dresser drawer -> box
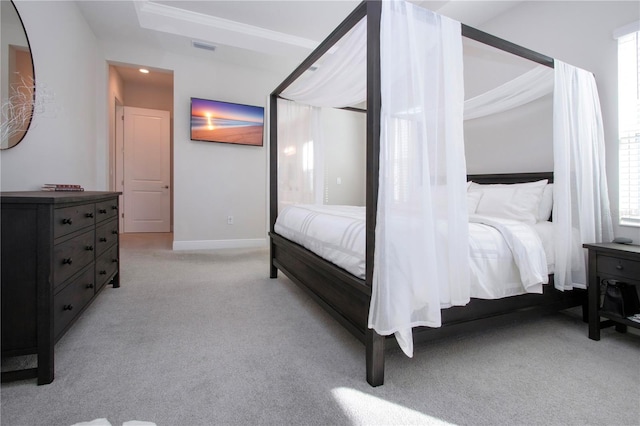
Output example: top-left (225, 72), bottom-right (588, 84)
top-left (95, 199), bottom-right (119, 223)
top-left (53, 229), bottom-right (95, 289)
top-left (53, 266), bottom-right (95, 340)
top-left (95, 219), bottom-right (118, 256)
top-left (95, 244), bottom-right (119, 291)
top-left (597, 255), bottom-right (640, 280)
top-left (54, 204), bottom-right (96, 238)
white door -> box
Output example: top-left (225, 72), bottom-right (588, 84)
top-left (123, 106), bottom-right (171, 233)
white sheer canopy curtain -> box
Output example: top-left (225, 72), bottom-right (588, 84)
top-left (553, 60), bottom-right (614, 290)
top-left (464, 66), bottom-right (554, 120)
top-left (280, 18), bottom-right (367, 108)
top-left (276, 99), bottom-right (324, 211)
top-left (368, 1), bottom-right (470, 358)
top-left (276, 18), bottom-right (368, 211)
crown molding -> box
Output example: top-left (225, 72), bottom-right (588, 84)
top-left (133, 0), bottom-right (319, 56)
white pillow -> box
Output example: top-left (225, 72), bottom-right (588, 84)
top-left (468, 179), bottom-right (548, 224)
top-left (467, 191), bottom-right (482, 214)
top-left (537, 183), bottom-right (553, 222)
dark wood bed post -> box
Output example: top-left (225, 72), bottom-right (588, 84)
top-left (360, 3), bottom-right (555, 387)
top-left (269, 93), bottom-right (279, 278)
top-left (365, 0), bottom-right (384, 388)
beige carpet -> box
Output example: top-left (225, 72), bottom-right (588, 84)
top-left (1, 238), bottom-right (639, 425)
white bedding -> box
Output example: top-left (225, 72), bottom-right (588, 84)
top-left (275, 204), bottom-right (367, 279)
top-left (274, 204), bottom-right (555, 300)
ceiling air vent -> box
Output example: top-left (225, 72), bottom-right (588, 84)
top-left (192, 40), bottom-right (217, 52)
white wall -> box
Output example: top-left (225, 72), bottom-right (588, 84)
top-left (99, 40), bottom-right (287, 249)
top-left (0, 1), bottom-right (290, 248)
top-left (6, 1), bottom-right (637, 245)
top-left (123, 80), bottom-right (173, 114)
top-left (1, 1), bottom-right (289, 249)
top-left (107, 65), bottom-right (125, 190)
top-left (462, 36), bottom-right (553, 174)
top-left (1, 0), bottom-right (360, 250)
top-left (464, 96), bottom-right (553, 174)
top-left (474, 1), bottom-right (640, 242)
top-left (322, 108), bottom-right (366, 206)
top-left (0, 1), bottom-right (100, 190)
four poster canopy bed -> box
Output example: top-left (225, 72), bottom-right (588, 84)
top-left (268, 0), bottom-right (613, 386)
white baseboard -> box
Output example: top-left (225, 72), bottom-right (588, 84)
top-left (172, 238), bottom-right (267, 251)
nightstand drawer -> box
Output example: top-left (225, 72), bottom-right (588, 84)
top-left (597, 255), bottom-right (640, 280)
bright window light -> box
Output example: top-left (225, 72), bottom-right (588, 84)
top-left (331, 387), bottom-right (456, 425)
top-left (302, 140), bottom-right (314, 172)
top-left (617, 25), bottom-right (640, 226)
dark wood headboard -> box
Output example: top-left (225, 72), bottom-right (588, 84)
top-left (467, 172), bottom-right (553, 185)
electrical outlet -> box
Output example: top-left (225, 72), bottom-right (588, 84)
top-left (227, 215), bottom-right (234, 225)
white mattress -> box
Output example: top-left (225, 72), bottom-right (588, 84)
top-left (274, 204), bottom-right (557, 300)
top-left (275, 204), bottom-right (367, 279)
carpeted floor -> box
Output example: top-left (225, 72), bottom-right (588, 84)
top-left (1, 237), bottom-right (639, 426)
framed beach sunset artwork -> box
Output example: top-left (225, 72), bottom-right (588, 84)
top-left (190, 98), bottom-right (264, 146)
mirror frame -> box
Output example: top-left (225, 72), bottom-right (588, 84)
top-left (1, 0), bottom-right (35, 150)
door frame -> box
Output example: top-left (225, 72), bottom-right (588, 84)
top-left (114, 98), bottom-right (125, 232)
top-left (108, 64), bottom-right (174, 235)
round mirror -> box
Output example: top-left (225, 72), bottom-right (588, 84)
top-left (1, 0), bottom-right (35, 149)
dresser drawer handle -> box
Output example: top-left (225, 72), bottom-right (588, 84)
top-left (111, 230), bottom-right (118, 235)
top-left (112, 258), bottom-right (118, 263)
top-left (86, 283), bottom-right (95, 289)
top-left (111, 205), bottom-right (118, 210)
top-left (62, 218), bottom-right (73, 225)
top-left (85, 212), bottom-right (94, 218)
top-left (63, 304), bottom-right (73, 311)
top-left (86, 245), bottom-right (94, 251)
top-left (99, 237), bottom-right (107, 243)
top-left (62, 258), bottom-right (73, 265)
top-left (616, 264), bottom-right (623, 270)
top-left (99, 270), bottom-right (107, 275)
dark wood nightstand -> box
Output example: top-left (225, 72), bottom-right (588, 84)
top-left (583, 243), bottom-right (640, 340)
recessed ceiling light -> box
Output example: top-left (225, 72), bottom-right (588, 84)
top-left (139, 68), bottom-right (150, 74)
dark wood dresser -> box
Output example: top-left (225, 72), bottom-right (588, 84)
top-left (1, 191), bottom-right (121, 384)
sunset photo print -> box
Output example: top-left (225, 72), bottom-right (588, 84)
top-left (190, 98), bottom-right (264, 146)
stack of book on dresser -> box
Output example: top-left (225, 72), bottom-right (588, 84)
top-left (41, 183), bottom-right (85, 192)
